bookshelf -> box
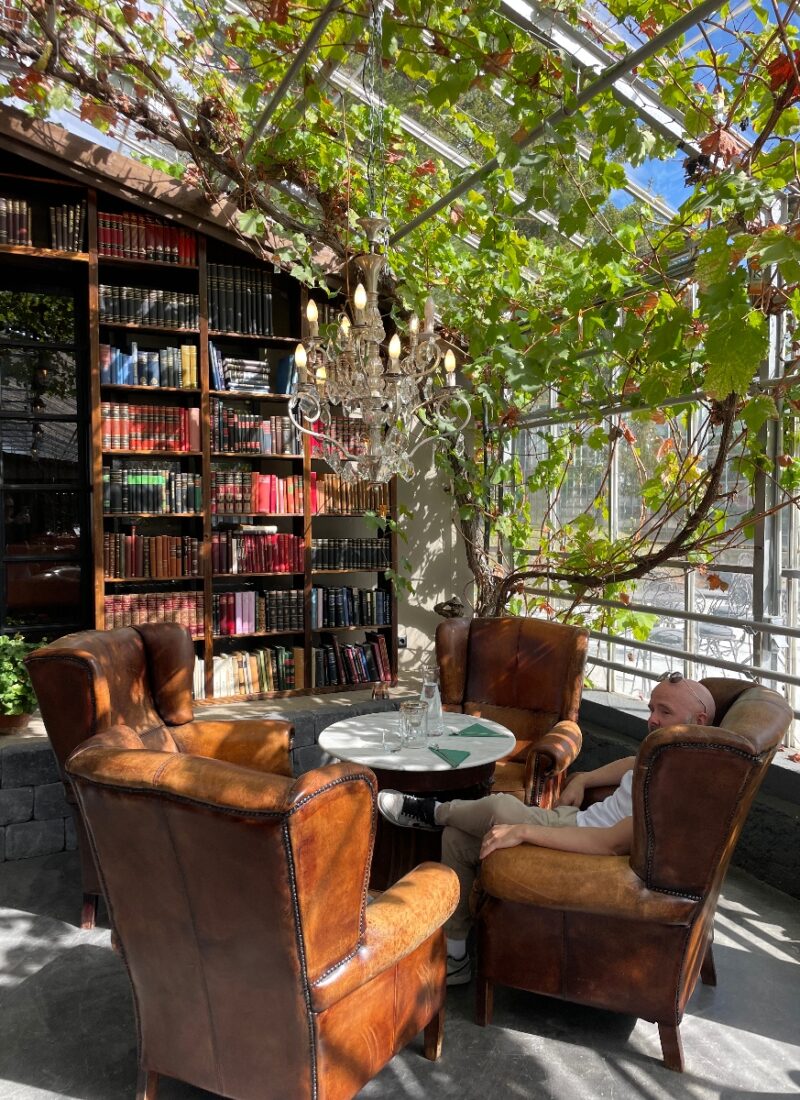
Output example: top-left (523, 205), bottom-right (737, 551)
top-left (0, 148), bottom-right (398, 700)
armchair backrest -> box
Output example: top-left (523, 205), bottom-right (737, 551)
top-left (630, 680), bottom-right (790, 900)
top-left (436, 617), bottom-right (588, 759)
top-left (25, 622), bottom-right (195, 783)
top-left (66, 728), bottom-right (376, 1100)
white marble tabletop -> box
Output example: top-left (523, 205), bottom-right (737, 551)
top-left (317, 711), bottom-right (516, 773)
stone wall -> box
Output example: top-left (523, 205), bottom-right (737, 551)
top-left (0, 741), bottom-right (76, 862)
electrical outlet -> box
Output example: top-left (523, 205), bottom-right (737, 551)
top-left (397, 634), bottom-right (407, 649)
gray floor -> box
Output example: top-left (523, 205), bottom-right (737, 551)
top-left (1, 853), bottom-right (799, 1100)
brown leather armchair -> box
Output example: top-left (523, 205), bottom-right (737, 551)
top-left (66, 727), bottom-right (459, 1100)
top-left (25, 622), bottom-right (293, 929)
top-left (436, 617), bottom-right (589, 805)
top-left (474, 678), bottom-right (792, 1072)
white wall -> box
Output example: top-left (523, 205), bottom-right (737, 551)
top-left (396, 450), bottom-right (472, 680)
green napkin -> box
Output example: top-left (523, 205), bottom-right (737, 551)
top-left (429, 745), bottom-right (470, 768)
top-left (449, 722), bottom-right (506, 738)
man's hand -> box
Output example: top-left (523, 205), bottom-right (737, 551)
top-left (480, 823), bottom-right (530, 859)
top-left (556, 773), bottom-right (586, 808)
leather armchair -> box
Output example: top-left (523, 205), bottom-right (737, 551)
top-left (66, 728), bottom-right (459, 1100)
top-left (436, 617), bottom-right (589, 804)
top-left (25, 622), bottom-right (293, 929)
top-left (474, 678), bottom-right (792, 1072)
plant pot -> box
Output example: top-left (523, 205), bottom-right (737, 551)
top-left (0, 712), bottom-right (31, 733)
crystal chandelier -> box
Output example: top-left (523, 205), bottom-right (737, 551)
top-left (288, 5), bottom-right (470, 484)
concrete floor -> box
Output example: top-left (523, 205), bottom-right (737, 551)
top-left (1, 852), bottom-right (799, 1100)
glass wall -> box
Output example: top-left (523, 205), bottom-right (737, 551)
top-left (0, 264), bottom-right (92, 636)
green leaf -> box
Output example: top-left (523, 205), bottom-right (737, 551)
top-left (705, 311), bottom-right (768, 398)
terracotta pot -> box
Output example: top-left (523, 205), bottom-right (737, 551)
top-left (0, 712), bottom-right (31, 733)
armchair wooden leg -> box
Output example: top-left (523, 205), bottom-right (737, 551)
top-left (80, 893), bottom-right (99, 930)
top-left (700, 941), bottom-right (717, 987)
top-left (658, 1024), bottom-right (685, 1072)
top-left (136, 1069), bottom-right (158, 1100)
top-left (423, 1008), bottom-right (444, 1061)
top-left (475, 975), bottom-right (493, 1027)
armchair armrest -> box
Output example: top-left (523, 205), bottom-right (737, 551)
top-left (309, 863), bottom-right (459, 1011)
top-left (523, 720), bottom-right (582, 807)
top-left (479, 845), bottom-right (697, 924)
top-left (171, 719), bottom-right (293, 777)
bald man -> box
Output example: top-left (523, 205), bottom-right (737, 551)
top-left (378, 673), bottom-right (716, 986)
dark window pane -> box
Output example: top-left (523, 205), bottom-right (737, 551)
top-left (0, 289), bottom-right (75, 345)
top-left (4, 560), bottom-right (82, 627)
top-left (0, 347), bottom-right (79, 414)
top-left (0, 420), bottom-right (80, 482)
top-left (4, 490), bottom-right (82, 554)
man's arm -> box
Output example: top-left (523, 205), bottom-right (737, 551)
top-left (556, 755), bottom-right (636, 807)
top-left (479, 817), bottom-right (633, 860)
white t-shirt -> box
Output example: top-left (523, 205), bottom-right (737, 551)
top-left (575, 769), bottom-right (633, 828)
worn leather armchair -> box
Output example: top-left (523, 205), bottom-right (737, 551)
top-left (474, 678), bottom-right (792, 1072)
top-left (66, 727), bottom-right (459, 1100)
top-left (25, 622), bottom-right (293, 929)
top-left (436, 617), bottom-right (589, 804)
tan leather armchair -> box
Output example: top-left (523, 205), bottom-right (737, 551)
top-left (66, 727), bottom-right (459, 1100)
top-left (436, 617), bottom-right (589, 804)
top-left (474, 678), bottom-right (792, 1072)
top-left (25, 622), bottom-right (293, 929)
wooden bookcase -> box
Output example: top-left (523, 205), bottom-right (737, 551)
top-left (0, 152), bottom-right (398, 700)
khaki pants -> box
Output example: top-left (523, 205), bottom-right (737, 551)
top-left (438, 794), bottom-right (580, 938)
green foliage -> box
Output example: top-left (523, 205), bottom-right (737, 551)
top-left (0, 635), bottom-right (41, 716)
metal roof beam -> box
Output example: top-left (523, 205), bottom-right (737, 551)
top-left (390, 0), bottom-right (726, 244)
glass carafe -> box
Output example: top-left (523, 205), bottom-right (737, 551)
top-left (420, 665), bottom-right (443, 737)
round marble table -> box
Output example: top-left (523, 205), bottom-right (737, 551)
top-left (319, 710), bottom-right (516, 888)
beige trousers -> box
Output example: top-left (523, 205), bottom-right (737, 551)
top-left (438, 794), bottom-right (580, 939)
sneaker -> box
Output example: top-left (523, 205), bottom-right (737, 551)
top-left (377, 790), bottom-right (440, 831)
top-left (446, 954), bottom-right (472, 986)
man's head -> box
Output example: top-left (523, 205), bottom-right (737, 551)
top-left (648, 673), bottom-right (716, 732)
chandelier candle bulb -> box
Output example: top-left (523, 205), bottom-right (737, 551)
top-left (306, 298), bottom-right (319, 337)
top-left (444, 348), bottom-right (457, 386)
top-left (409, 313), bottom-right (419, 335)
top-left (424, 296), bottom-right (435, 334)
top-left (388, 333), bottom-right (401, 362)
top-left (294, 342), bottom-right (308, 384)
top-left (353, 282), bottom-right (367, 322)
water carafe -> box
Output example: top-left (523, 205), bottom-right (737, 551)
top-left (420, 665), bottom-right (443, 737)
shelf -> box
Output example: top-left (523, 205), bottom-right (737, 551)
top-left (99, 321), bottom-right (199, 335)
top-left (214, 572), bottom-right (304, 578)
top-left (211, 389), bottom-right (293, 401)
top-left (211, 451), bottom-right (302, 460)
top-left (312, 568), bottom-right (387, 574)
top-left (200, 688), bottom-right (305, 703)
top-left (103, 512), bottom-right (201, 518)
top-left (209, 331), bottom-right (297, 343)
top-left (104, 575), bottom-right (201, 583)
top-left (212, 512), bottom-right (303, 518)
top-left (314, 512), bottom-right (384, 518)
top-left (0, 243), bottom-right (90, 262)
top-left (311, 624), bottom-right (391, 632)
top-left (101, 385), bottom-right (201, 395)
top-left (213, 629), bottom-right (304, 639)
top-left (102, 450), bottom-right (202, 457)
top-left (98, 254), bottom-right (198, 271)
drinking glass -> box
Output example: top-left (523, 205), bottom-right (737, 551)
top-left (382, 718), bottom-right (404, 753)
top-left (420, 665), bottom-right (443, 737)
top-left (400, 700), bottom-right (428, 746)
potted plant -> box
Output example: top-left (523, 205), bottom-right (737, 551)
top-left (0, 634), bottom-right (41, 731)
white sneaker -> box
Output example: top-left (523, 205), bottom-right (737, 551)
top-left (377, 790), bottom-right (440, 831)
top-left (446, 954), bottom-right (472, 986)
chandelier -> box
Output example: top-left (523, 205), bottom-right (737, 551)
top-left (288, 4), bottom-right (470, 484)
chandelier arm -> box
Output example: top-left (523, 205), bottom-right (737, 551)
top-left (403, 396), bottom-right (473, 461)
top-left (288, 397), bottom-right (374, 464)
